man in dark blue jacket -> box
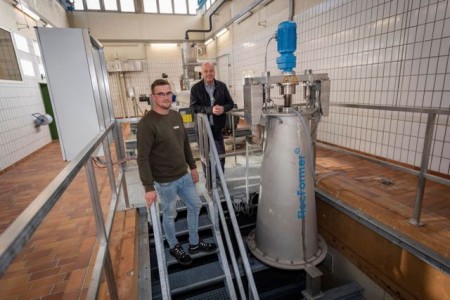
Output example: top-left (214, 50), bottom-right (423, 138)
top-left (190, 61), bottom-right (234, 176)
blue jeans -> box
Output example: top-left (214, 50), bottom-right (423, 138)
top-left (154, 173), bottom-right (201, 248)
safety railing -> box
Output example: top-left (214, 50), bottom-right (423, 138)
top-left (148, 203), bottom-right (171, 299)
top-left (320, 103), bottom-right (450, 226)
top-left (196, 113), bottom-right (260, 300)
top-left (0, 120), bottom-right (130, 299)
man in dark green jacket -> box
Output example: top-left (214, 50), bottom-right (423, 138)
top-left (137, 79), bottom-right (216, 266)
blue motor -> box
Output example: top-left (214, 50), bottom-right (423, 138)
top-left (276, 21), bottom-right (297, 73)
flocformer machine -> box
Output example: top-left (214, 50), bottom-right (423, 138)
top-left (244, 21), bottom-right (330, 272)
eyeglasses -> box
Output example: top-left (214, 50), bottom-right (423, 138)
top-left (154, 92), bottom-right (173, 97)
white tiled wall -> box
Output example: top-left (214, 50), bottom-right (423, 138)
top-left (226, 0), bottom-right (450, 175)
top-left (0, 33), bottom-right (52, 171)
top-left (15, 0), bottom-right (444, 175)
top-left (108, 47), bottom-right (184, 118)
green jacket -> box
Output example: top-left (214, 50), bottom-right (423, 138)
top-left (137, 110), bottom-right (196, 192)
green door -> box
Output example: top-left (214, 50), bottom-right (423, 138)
top-left (39, 83), bottom-right (59, 140)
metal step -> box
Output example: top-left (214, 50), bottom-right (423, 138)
top-left (165, 237), bottom-right (217, 266)
top-left (184, 287), bottom-right (231, 300)
top-left (169, 261), bottom-right (226, 294)
top-left (172, 213), bottom-right (213, 236)
top-left (152, 262), bottom-right (226, 297)
top-left (158, 196), bottom-right (208, 213)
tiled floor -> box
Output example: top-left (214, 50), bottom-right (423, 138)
top-left (0, 141), bottom-right (137, 299)
top-left (0, 139), bottom-right (449, 299)
top-left (315, 147), bottom-right (450, 262)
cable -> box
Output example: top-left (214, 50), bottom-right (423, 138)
top-left (290, 108), bottom-right (317, 184)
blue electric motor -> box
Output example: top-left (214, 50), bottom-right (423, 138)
top-left (276, 21), bottom-right (297, 73)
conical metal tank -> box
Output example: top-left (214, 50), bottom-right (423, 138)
top-left (247, 110), bottom-right (327, 270)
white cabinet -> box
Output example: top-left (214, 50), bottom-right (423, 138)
top-left (36, 28), bottom-right (114, 161)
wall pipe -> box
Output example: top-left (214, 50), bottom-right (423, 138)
top-left (288, 0), bottom-right (294, 21)
top-left (185, 0), bottom-right (229, 40)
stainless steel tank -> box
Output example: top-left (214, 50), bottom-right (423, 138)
top-left (247, 110), bottom-right (327, 270)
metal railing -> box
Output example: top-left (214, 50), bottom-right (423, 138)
top-left (197, 113), bottom-right (260, 300)
top-left (322, 103), bottom-right (450, 226)
top-left (148, 203), bottom-right (171, 299)
top-left (0, 120), bottom-right (130, 299)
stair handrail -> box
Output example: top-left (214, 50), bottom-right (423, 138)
top-left (205, 200), bottom-right (238, 299)
top-left (197, 113), bottom-right (260, 299)
top-left (148, 203), bottom-right (171, 300)
top-left (197, 117), bottom-right (239, 299)
top-left (0, 121), bottom-right (128, 299)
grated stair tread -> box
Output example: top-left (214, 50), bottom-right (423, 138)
top-left (158, 196), bottom-right (208, 213)
top-left (173, 213), bottom-right (212, 235)
top-left (165, 236), bottom-right (217, 266)
top-left (169, 261), bottom-right (225, 294)
top-left (184, 287), bottom-right (231, 300)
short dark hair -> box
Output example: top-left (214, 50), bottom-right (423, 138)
top-left (151, 79), bottom-right (170, 94)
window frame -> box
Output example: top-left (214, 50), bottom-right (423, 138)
top-left (0, 26), bottom-right (23, 82)
top-left (74, 0), bottom-right (197, 15)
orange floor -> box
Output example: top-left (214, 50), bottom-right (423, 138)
top-left (316, 147), bottom-right (450, 261)
top-left (0, 141), bottom-right (136, 299)
top-left (0, 140), bottom-right (448, 299)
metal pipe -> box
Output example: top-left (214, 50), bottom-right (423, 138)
top-left (288, 0), bottom-right (294, 21)
top-left (149, 203), bottom-right (171, 299)
top-left (85, 158), bottom-right (118, 299)
top-left (410, 112), bottom-right (436, 226)
top-left (185, 0), bottom-right (228, 40)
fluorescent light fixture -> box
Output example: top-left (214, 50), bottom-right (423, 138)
top-left (236, 11), bottom-right (252, 24)
top-left (215, 28), bottom-right (228, 38)
top-left (205, 38), bottom-right (214, 45)
top-left (150, 43), bottom-right (178, 49)
top-left (15, 3), bottom-right (40, 21)
top-left (45, 23), bottom-right (53, 28)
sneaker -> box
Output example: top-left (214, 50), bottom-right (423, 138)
top-left (188, 240), bottom-right (218, 254)
top-left (169, 244), bottom-right (192, 266)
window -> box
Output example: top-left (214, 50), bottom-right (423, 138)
top-left (33, 40), bottom-right (41, 57)
top-left (74, 1), bottom-right (84, 10)
top-left (86, 0), bottom-right (101, 10)
top-left (104, 0), bottom-right (118, 10)
top-left (174, 0), bottom-right (187, 14)
top-left (75, 0), bottom-right (197, 14)
top-left (0, 28), bottom-right (22, 81)
top-left (120, 0), bottom-right (135, 12)
top-left (143, 0), bottom-right (157, 13)
top-left (159, 0), bottom-right (173, 13)
top-left (188, 0), bottom-right (197, 14)
top-left (20, 59), bottom-right (35, 77)
top-left (13, 33), bottom-right (29, 53)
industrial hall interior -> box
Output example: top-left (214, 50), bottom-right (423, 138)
top-left (0, 0), bottom-right (449, 299)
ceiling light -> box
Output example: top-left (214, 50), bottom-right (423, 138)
top-left (215, 28), bottom-right (228, 38)
top-left (236, 11), bottom-right (252, 24)
top-left (205, 38), bottom-right (214, 45)
top-left (15, 3), bottom-right (40, 21)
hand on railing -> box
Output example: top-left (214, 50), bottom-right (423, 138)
top-left (191, 169), bottom-right (200, 183)
top-left (145, 190), bottom-right (157, 206)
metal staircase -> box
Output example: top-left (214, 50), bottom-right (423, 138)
top-left (149, 195), bottom-right (236, 299)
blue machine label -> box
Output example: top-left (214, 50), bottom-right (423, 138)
top-left (295, 147), bottom-right (306, 219)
